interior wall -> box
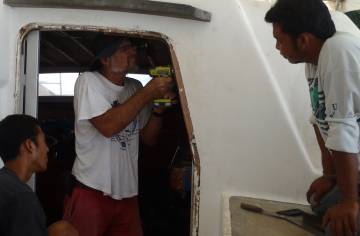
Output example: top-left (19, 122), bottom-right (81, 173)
top-left (0, 0), bottom-right (359, 235)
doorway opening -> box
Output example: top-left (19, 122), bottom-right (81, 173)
top-left (17, 26), bottom-right (200, 236)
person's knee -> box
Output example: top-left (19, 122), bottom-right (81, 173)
top-left (48, 220), bottom-right (78, 236)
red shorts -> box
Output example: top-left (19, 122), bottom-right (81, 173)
top-left (63, 186), bottom-right (143, 236)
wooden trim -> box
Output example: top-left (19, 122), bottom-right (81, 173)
top-left (5, 0), bottom-right (211, 22)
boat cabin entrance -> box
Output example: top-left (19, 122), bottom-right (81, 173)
top-left (18, 26), bottom-right (200, 236)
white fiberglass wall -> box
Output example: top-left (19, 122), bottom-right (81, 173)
top-left (0, 0), bottom-right (359, 235)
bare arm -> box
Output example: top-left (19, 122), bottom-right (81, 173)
top-left (310, 125), bottom-right (359, 235)
top-left (90, 88), bottom-right (153, 138)
top-left (332, 151), bottom-right (358, 202)
top-left (140, 114), bottom-right (163, 146)
top-left (90, 77), bottom-right (172, 138)
top-left (140, 92), bottom-right (176, 146)
top-left (323, 151), bottom-right (359, 236)
top-left (313, 125), bottom-right (358, 202)
top-left (307, 125), bottom-right (336, 203)
top-left (314, 125), bottom-right (335, 175)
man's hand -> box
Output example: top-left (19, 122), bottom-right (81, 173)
top-left (323, 200), bottom-right (359, 236)
top-left (307, 175), bottom-right (336, 205)
top-left (145, 77), bottom-right (173, 99)
top-left (48, 220), bottom-right (79, 236)
top-left (323, 150), bottom-right (359, 236)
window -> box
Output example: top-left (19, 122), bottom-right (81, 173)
top-left (127, 74), bottom-right (152, 86)
top-left (39, 73), bottom-right (152, 97)
top-left (39, 73), bottom-right (78, 96)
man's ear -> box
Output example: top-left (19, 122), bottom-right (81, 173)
top-left (297, 33), bottom-right (311, 51)
top-left (100, 57), bottom-right (109, 67)
top-left (23, 138), bottom-right (36, 154)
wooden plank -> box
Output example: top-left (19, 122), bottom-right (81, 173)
top-left (4, 0), bottom-right (212, 22)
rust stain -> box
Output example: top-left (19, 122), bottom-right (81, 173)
top-left (191, 148), bottom-right (201, 236)
top-left (169, 38), bottom-right (201, 236)
top-left (20, 23), bottom-right (173, 41)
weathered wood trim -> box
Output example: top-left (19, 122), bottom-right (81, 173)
top-left (4, 0), bottom-right (211, 22)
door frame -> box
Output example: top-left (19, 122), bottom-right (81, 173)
top-left (15, 23), bottom-right (201, 236)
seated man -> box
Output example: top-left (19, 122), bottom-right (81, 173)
top-left (0, 114), bottom-right (78, 236)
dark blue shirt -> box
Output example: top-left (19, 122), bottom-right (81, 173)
top-left (0, 167), bottom-right (47, 236)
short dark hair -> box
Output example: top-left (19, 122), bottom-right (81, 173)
top-left (265, 0), bottom-right (336, 40)
top-left (0, 114), bottom-right (40, 163)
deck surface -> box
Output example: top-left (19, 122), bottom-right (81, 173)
top-left (230, 196), bottom-right (323, 236)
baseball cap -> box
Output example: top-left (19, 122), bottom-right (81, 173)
top-left (90, 35), bottom-right (134, 71)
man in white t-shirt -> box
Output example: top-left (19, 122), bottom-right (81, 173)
top-left (63, 36), bottom-right (174, 236)
top-left (265, 0), bottom-right (360, 235)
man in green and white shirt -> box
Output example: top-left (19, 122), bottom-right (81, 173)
top-left (265, 0), bottom-right (360, 235)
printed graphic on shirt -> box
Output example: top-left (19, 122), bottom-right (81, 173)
top-left (329, 103), bottom-right (338, 118)
top-left (308, 78), bottom-right (329, 133)
top-left (110, 100), bottom-right (139, 150)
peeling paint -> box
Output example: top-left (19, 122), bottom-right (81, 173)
top-left (191, 141), bottom-right (201, 236)
top-left (170, 46), bottom-right (201, 236)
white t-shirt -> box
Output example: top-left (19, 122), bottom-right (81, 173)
top-left (72, 71), bottom-right (151, 200)
top-left (305, 32), bottom-right (360, 160)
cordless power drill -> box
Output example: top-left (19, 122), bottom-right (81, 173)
top-left (149, 65), bottom-right (175, 107)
